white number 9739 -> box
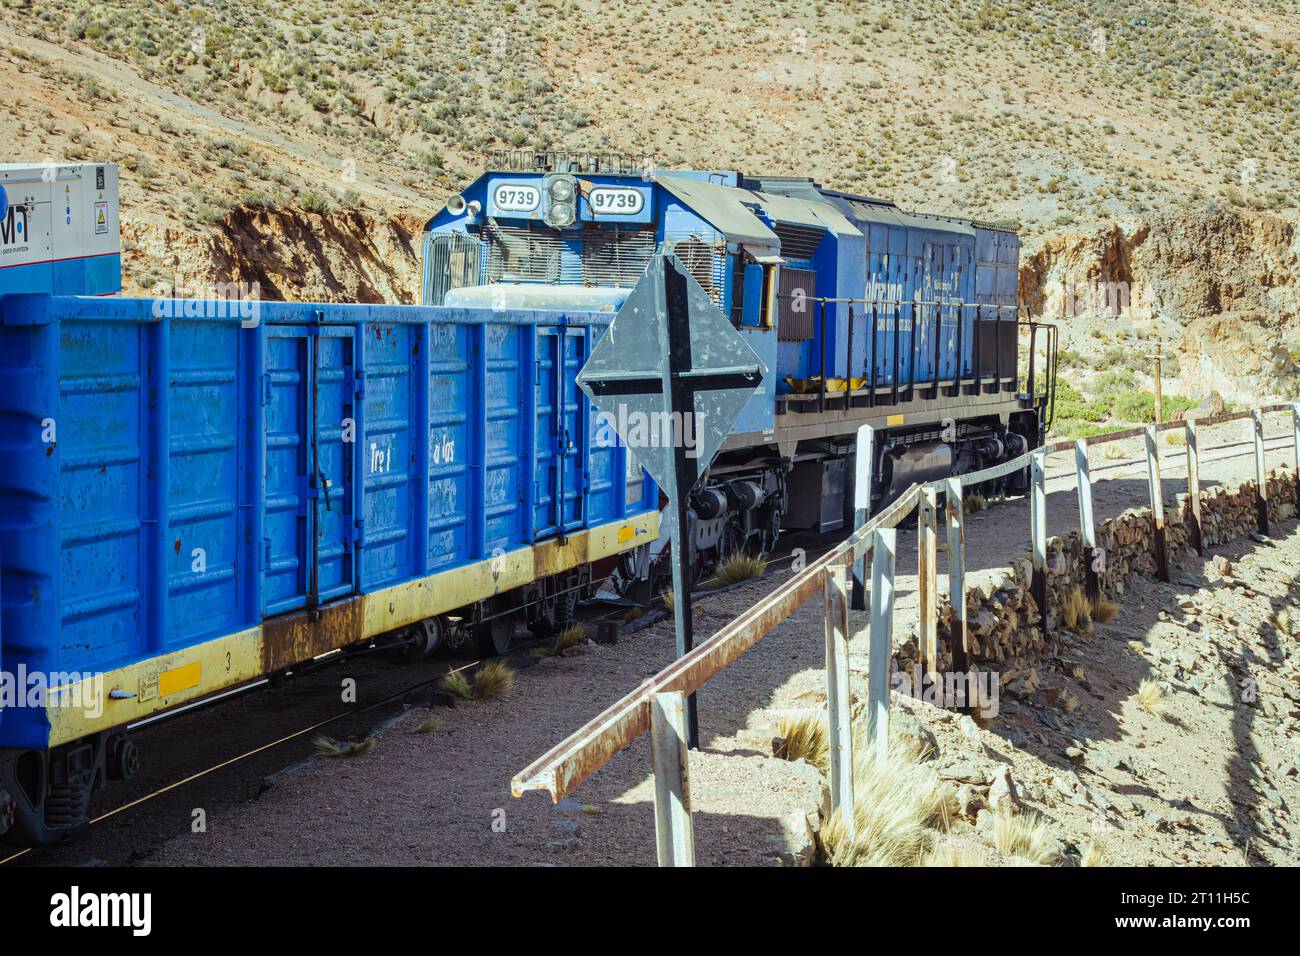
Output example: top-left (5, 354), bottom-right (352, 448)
top-left (588, 186), bottom-right (644, 216)
top-left (493, 184), bottom-right (540, 212)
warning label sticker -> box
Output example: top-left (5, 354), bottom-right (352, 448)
top-left (94, 201), bottom-right (107, 234)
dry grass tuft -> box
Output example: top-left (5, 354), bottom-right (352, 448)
top-left (1133, 678), bottom-right (1166, 717)
top-left (1101, 442), bottom-right (1129, 461)
top-left (923, 842), bottom-right (987, 867)
top-left (991, 809), bottom-right (1061, 865)
top-left (774, 711), bottom-right (828, 771)
top-left (711, 551), bottom-right (767, 586)
top-left (440, 669), bottom-right (473, 700)
top-left (1164, 429), bottom-right (1186, 446)
top-left (622, 605), bottom-right (645, 624)
top-left (471, 660), bottom-right (515, 700)
top-left (413, 712), bottom-right (442, 734)
top-left (1080, 838), bottom-right (1108, 867)
top-left (313, 734), bottom-right (376, 758)
top-left (1089, 593), bottom-right (1120, 624)
top-left (821, 731), bottom-right (958, 867)
top-left (551, 624), bottom-right (588, 655)
top-left (1272, 608), bottom-right (1291, 637)
top-left (965, 492), bottom-right (989, 513)
top-left (1062, 586), bottom-right (1093, 635)
top-left (661, 589), bottom-right (676, 615)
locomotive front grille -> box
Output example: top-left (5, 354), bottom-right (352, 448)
top-left (486, 221), bottom-right (565, 284)
top-left (581, 225), bottom-right (657, 287)
top-left (481, 221), bottom-right (657, 288)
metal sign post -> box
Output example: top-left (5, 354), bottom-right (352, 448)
top-left (577, 252), bottom-right (765, 747)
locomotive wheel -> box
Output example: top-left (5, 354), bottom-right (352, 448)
top-left (107, 735), bottom-right (140, 783)
top-left (476, 613), bottom-right (516, 656)
top-left (722, 521), bottom-right (749, 559)
top-left (763, 507), bottom-right (783, 554)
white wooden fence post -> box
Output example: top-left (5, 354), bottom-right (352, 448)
top-left (918, 485), bottom-right (939, 680)
top-left (867, 527), bottom-right (896, 767)
top-left (943, 477), bottom-right (969, 676)
top-left (823, 564), bottom-right (854, 834)
top-left (1030, 451), bottom-right (1049, 636)
top-left (650, 691), bottom-right (695, 867)
top-left (1075, 439), bottom-right (1100, 598)
top-left (851, 424), bottom-right (874, 611)
top-left (1254, 407), bottom-right (1269, 535)
top-left (1145, 425), bottom-right (1169, 581)
top-left (1186, 418), bottom-right (1203, 555)
top-left (1293, 404), bottom-right (1300, 509)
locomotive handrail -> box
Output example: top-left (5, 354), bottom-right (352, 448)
top-left (782, 294), bottom-right (1056, 417)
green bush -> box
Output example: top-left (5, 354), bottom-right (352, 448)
top-left (1091, 369), bottom-right (1136, 396)
top-left (1052, 417), bottom-right (1111, 440)
top-left (1110, 391), bottom-right (1197, 423)
top-left (1111, 392), bottom-right (1155, 422)
top-left (1055, 396), bottom-right (1106, 422)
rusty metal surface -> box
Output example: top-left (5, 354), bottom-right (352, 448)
top-left (261, 597), bottom-right (364, 673)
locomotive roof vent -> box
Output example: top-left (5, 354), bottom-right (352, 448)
top-left (488, 149), bottom-right (649, 175)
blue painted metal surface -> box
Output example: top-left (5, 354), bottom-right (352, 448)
top-left (0, 293), bottom-right (657, 750)
top-left (423, 167), bottom-right (1021, 433)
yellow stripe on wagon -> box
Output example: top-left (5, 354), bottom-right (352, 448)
top-left (44, 512), bottom-right (659, 748)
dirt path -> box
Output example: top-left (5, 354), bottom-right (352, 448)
top-left (0, 18), bottom-right (425, 212)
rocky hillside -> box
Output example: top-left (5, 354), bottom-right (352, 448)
top-left (2, 0), bottom-right (1297, 392)
top-left (1022, 205), bottom-right (1300, 402)
top-left (123, 207), bottom-right (424, 303)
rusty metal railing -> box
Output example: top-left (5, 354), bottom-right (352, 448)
top-left (511, 402), bottom-right (1300, 866)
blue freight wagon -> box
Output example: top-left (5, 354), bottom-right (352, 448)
top-left (0, 165), bottom-right (658, 844)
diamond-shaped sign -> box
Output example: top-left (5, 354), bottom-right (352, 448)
top-left (577, 252), bottom-right (766, 497)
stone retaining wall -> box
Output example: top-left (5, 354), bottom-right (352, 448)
top-left (895, 466), bottom-right (1298, 680)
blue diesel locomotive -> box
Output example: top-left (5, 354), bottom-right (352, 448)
top-left (424, 151), bottom-right (1057, 587)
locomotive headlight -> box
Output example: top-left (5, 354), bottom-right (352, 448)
top-left (542, 173), bottom-right (578, 229)
top-left (548, 178), bottom-right (575, 202)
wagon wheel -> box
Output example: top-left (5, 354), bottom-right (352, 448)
top-left (475, 613), bottom-right (516, 656)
